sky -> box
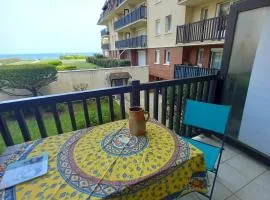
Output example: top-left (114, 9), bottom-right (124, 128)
top-left (0, 0), bottom-right (105, 54)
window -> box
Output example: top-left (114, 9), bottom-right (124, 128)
top-left (210, 48), bottom-right (223, 69)
top-left (155, 19), bottom-right (161, 35)
top-left (164, 49), bottom-right (170, 64)
top-left (200, 7), bottom-right (208, 20)
top-left (197, 48), bottom-right (204, 67)
top-left (216, 1), bottom-right (239, 17)
top-left (155, 49), bottom-right (160, 64)
top-left (165, 15), bottom-right (172, 33)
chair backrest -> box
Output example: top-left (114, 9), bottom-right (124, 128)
top-left (183, 100), bottom-right (231, 134)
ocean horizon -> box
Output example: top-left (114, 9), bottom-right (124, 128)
top-left (0, 52), bottom-right (95, 60)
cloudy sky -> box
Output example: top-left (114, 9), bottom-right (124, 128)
top-left (0, 0), bottom-right (105, 54)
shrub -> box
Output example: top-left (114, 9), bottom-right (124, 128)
top-left (41, 60), bottom-right (62, 66)
top-left (0, 64), bottom-right (57, 97)
top-left (86, 56), bottom-right (131, 68)
top-left (60, 55), bottom-right (86, 60)
top-left (56, 65), bottom-right (77, 71)
top-left (93, 53), bottom-right (104, 59)
top-left (73, 83), bottom-right (89, 91)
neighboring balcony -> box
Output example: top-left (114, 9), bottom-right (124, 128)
top-left (178, 0), bottom-right (209, 6)
top-left (115, 35), bottom-right (147, 49)
top-left (114, 6), bottom-right (147, 31)
top-left (101, 43), bottom-right (110, 50)
top-left (176, 15), bottom-right (228, 44)
top-left (101, 28), bottom-right (109, 37)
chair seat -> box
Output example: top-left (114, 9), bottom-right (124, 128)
top-left (185, 138), bottom-right (221, 171)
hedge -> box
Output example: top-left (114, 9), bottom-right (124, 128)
top-left (86, 56), bottom-right (131, 68)
top-left (0, 64), bottom-right (57, 96)
top-left (56, 65), bottom-right (77, 71)
top-left (60, 55), bottom-right (86, 60)
top-left (41, 60), bottom-right (62, 66)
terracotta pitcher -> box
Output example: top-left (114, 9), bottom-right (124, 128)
top-left (129, 107), bottom-right (150, 136)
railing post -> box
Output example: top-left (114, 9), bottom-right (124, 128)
top-left (200, 19), bottom-right (206, 42)
top-left (218, 16), bottom-right (222, 40)
top-left (131, 80), bottom-right (140, 107)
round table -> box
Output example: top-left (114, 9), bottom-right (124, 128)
top-left (2, 120), bottom-right (208, 200)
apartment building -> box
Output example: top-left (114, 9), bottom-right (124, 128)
top-left (176, 0), bottom-right (238, 71)
top-left (98, 0), bottom-right (239, 80)
top-left (147, 0), bottom-right (186, 81)
top-left (98, 0), bottom-right (148, 66)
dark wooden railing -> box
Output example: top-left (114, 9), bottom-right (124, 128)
top-left (115, 35), bottom-right (147, 49)
top-left (0, 75), bottom-right (218, 148)
top-left (101, 43), bottom-right (110, 50)
top-left (176, 15), bottom-right (228, 43)
top-left (175, 65), bottom-right (219, 79)
top-left (101, 28), bottom-right (109, 37)
top-left (114, 6), bottom-right (147, 30)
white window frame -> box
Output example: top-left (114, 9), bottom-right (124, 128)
top-left (165, 15), bottom-right (172, 33)
top-left (210, 48), bottom-right (223, 69)
top-left (155, 49), bottom-right (160, 64)
top-left (197, 48), bottom-right (204, 67)
top-left (164, 49), bottom-right (170, 65)
top-left (155, 19), bottom-right (161, 35)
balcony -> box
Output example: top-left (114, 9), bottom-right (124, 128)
top-left (114, 5), bottom-right (147, 31)
top-left (178, 0), bottom-right (210, 6)
top-left (101, 43), bottom-right (110, 50)
top-left (176, 16), bottom-right (228, 44)
top-left (115, 35), bottom-right (147, 49)
top-left (174, 64), bottom-right (219, 79)
top-left (101, 28), bottom-right (109, 37)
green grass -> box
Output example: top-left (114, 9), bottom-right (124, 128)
top-left (61, 59), bottom-right (99, 70)
top-left (0, 99), bottom-right (122, 154)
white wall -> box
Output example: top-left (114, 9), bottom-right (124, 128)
top-left (0, 66), bottom-right (149, 101)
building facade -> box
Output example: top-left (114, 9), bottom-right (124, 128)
top-left (98, 0), bottom-right (239, 80)
top-left (98, 0), bottom-right (148, 66)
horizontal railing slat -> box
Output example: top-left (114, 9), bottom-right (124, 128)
top-left (0, 85), bottom-right (132, 112)
top-left (139, 75), bottom-right (217, 91)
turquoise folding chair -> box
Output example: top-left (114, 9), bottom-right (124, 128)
top-left (183, 99), bottom-right (231, 200)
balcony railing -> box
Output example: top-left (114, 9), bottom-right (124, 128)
top-left (97, 0), bottom-right (126, 24)
top-left (101, 43), bottom-right (110, 50)
top-left (115, 35), bottom-right (147, 49)
top-left (114, 6), bottom-right (147, 30)
top-left (174, 65), bottom-right (219, 79)
top-left (0, 76), bottom-right (218, 148)
top-left (101, 28), bottom-right (109, 37)
top-left (176, 15), bottom-right (228, 44)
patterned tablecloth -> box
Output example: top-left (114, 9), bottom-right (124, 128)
top-left (0, 120), bottom-right (208, 200)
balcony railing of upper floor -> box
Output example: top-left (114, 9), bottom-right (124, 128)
top-left (174, 64), bottom-right (219, 79)
top-left (114, 5), bottom-right (147, 31)
top-left (176, 15), bottom-right (228, 44)
top-left (115, 35), bottom-right (147, 49)
top-left (102, 43), bottom-right (110, 50)
top-left (101, 28), bottom-right (110, 37)
top-left (0, 75), bottom-right (218, 148)
top-left (98, 0), bottom-right (126, 24)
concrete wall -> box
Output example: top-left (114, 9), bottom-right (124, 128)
top-left (147, 0), bottom-right (186, 48)
top-left (0, 66), bottom-right (149, 101)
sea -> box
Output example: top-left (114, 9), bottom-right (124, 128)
top-left (0, 52), bottom-right (94, 60)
